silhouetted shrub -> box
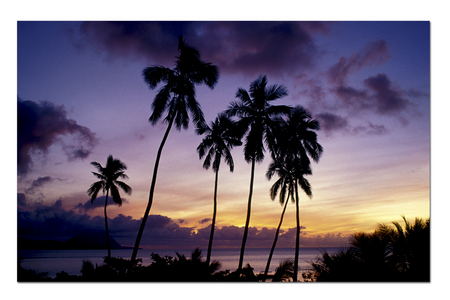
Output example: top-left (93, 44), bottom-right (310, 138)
top-left (310, 217), bottom-right (430, 282)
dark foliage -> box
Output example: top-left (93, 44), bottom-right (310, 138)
top-left (309, 217), bottom-right (430, 282)
top-left (17, 248), bottom-right (263, 282)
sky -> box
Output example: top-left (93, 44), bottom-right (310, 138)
top-left (16, 20), bottom-right (431, 252)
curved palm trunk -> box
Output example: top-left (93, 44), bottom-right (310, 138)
top-left (294, 192), bottom-right (300, 282)
top-left (104, 190), bottom-right (111, 259)
top-left (206, 169), bottom-right (219, 266)
top-left (131, 116), bottom-right (174, 262)
top-left (263, 195), bottom-right (290, 281)
top-left (238, 157), bottom-right (256, 272)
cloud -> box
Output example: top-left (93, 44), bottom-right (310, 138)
top-left (198, 218), bottom-right (211, 224)
top-left (17, 97), bottom-right (98, 176)
top-left (332, 73), bottom-right (412, 117)
top-left (327, 39), bottom-right (391, 84)
top-left (316, 112), bottom-right (349, 134)
top-left (75, 196), bottom-right (130, 212)
top-left (363, 73), bottom-right (411, 115)
top-left (25, 176), bottom-right (54, 194)
top-left (352, 123), bottom-right (388, 136)
top-left (74, 21), bottom-right (331, 77)
top-left (18, 196), bottom-right (350, 249)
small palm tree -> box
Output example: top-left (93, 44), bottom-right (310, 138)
top-left (87, 155), bottom-right (132, 258)
top-left (272, 259), bottom-right (295, 282)
top-left (131, 36), bottom-right (219, 262)
top-left (226, 75), bottom-right (291, 272)
top-left (197, 113), bottom-right (242, 266)
top-left (277, 106), bottom-right (323, 281)
top-left (263, 156), bottom-right (311, 281)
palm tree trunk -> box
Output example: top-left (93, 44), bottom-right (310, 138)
top-left (294, 191), bottom-right (300, 282)
top-left (238, 157), bottom-right (256, 271)
top-left (104, 190), bottom-right (111, 259)
top-left (131, 116), bottom-right (174, 262)
top-left (263, 195), bottom-right (289, 281)
top-left (206, 169), bottom-right (219, 266)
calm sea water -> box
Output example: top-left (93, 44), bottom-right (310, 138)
top-left (18, 247), bottom-right (339, 278)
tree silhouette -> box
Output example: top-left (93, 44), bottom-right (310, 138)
top-left (87, 155), bottom-right (132, 258)
top-left (276, 106), bottom-right (323, 281)
top-left (263, 156), bottom-right (311, 281)
top-left (311, 217), bottom-right (430, 282)
top-left (197, 113), bottom-right (242, 266)
top-left (131, 36), bottom-right (219, 262)
top-left (226, 75), bottom-right (290, 272)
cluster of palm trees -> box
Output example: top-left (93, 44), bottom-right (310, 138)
top-left (87, 36), bottom-right (323, 281)
top-left (307, 217), bottom-right (430, 282)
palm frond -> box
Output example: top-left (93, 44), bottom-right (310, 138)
top-left (87, 181), bottom-right (104, 203)
top-left (115, 180), bottom-right (132, 195)
top-left (142, 66), bottom-right (173, 89)
top-left (109, 184), bottom-right (123, 206)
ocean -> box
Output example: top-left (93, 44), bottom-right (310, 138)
top-left (18, 247), bottom-right (339, 279)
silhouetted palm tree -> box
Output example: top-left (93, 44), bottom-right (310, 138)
top-left (272, 259), bottom-right (295, 282)
top-left (277, 106), bottom-right (323, 281)
top-left (131, 36), bottom-right (219, 262)
top-left (263, 156), bottom-right (311, 281)
top-left (311, 217), bottom-right (430, 282)
top-left (226, 75), bottom-right (290, 271)
top-left (197, 113), bottom-right (242, 266)
top-left (87, 155), bottom-right (132, 259)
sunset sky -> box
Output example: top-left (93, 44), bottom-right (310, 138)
top-left (17, 20), bottom-right (430, 251)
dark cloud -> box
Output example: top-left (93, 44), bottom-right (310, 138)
top-left (363, 73), bottom-right (411, 115)
top-left (332, 73), bottom-right (412, 117)
top-left (198, 218), bottom-right (211, 224)
top-left (74, 21), bottom-right (331, 77)
top-left (315, 112), bottom-right (388, 137)
top-left (17, 97), bottom-right (98, 176)
top-left (352, 123), bottom-right (388, 136)
top-left (327, 39), bottom-right (391, 84)
top-left (18, 193), bottom-right (27, 208)
top-left (316, 112), bottom-right (349, 133)
top-left (25, 176), bottom-right (54, 194)
top-left (18, 196), bottom-right (348, 248)
top-left (75, 196), bottom-right (130, 212)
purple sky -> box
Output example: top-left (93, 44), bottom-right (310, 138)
top-left (16, 20), bottom-right (431, 253)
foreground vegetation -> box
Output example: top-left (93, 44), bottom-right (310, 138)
top-left (18, 217), bottom-right (430, 282)
top-left (303, 217), bottom-right (430, 282)
top-left (18, 248), bottom-right (288, 282)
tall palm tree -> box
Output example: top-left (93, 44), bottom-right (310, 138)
top-left (263, 156), bottom-right (311, 281)
top-left (87, 155), bottom-right (132, 259)
top-left (196, 113), bottom-right (242, 266)
top-left (226, 75), bottom-right (291, 271)
top-left (131, 36), bottom-right (219, 262)
top-left (279, 106), bottom-right (323, 281)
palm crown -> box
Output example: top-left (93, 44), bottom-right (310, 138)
top-left (197, 113), bottom-right (243, 172)
top-left (226, 75), bottom-right (291, 162)
top-left (87, 155), bottom-right (132, 205)
top-left (267, 156), bottom-right (312, 205)
top-left (143, 36), bottom-right (219, 130)
top-left (274, 106), bottom-right (323, 164)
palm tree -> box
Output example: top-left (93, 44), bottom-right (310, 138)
top-left (197, 113), bottom-right (242, 266)
top-left (278, 106), bottom-right (323, 281)
top-left (131, 36), bottom-right (219, 262)
top-left (263, 156), bottom-right (312, 281)
top-left (87, 155), bottom-right (132, 259)
top-left (226, 75), bottom-right (291, 271)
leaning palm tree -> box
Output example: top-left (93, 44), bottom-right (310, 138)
top-left (87, 155), bottom-right (132, 259)
top-left (196, 113), bottom-right (242, 266)
top-left (226, 75), bottom-right (291, 272)
top-left (131, 36), bottom-right (219, 262)
top-left (263, 156), bottom-right (312, 281)
top-left (279, 106), bottom-right (323, 281)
